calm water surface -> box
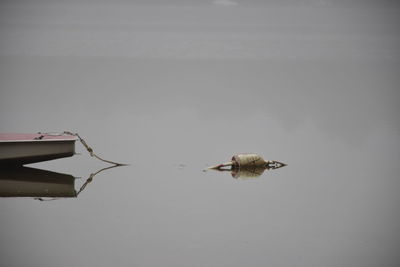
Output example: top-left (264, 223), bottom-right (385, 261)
top-left (0, 1), bottom-right (399, 267)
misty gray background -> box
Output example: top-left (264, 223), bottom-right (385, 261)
top-left (0, 0), bottom-right (399, 266)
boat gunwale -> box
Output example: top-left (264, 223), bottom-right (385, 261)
top-left (0, 138), bottom-right (77, 143)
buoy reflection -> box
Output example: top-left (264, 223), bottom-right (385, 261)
top-left (209, 164), bottom-right (285, 179)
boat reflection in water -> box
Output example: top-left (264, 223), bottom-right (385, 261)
top-left (0, 165), bottom-right (118, 200)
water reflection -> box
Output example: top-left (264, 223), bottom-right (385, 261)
top-left (209, 164), bottom-right (285, 179)
top-left (0, 165), bottom-right (120, 200)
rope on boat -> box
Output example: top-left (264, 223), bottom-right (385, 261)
top-left (37, 131), bottom-right (127, 166)
top-left (63, 131), bottom-right (127, 166)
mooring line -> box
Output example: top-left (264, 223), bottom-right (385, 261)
top-left (63, 131), bottom-right (128, 166)
top-left (37, 131), bottom-right (127, 166)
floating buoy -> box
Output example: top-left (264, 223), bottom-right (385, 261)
top-left (208, 153), bottom-right (286, 170)
top-left (206, 153), bottom-right (286, 179)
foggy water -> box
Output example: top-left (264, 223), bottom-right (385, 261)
top-left (0, 1), bottom-right (399, 267)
